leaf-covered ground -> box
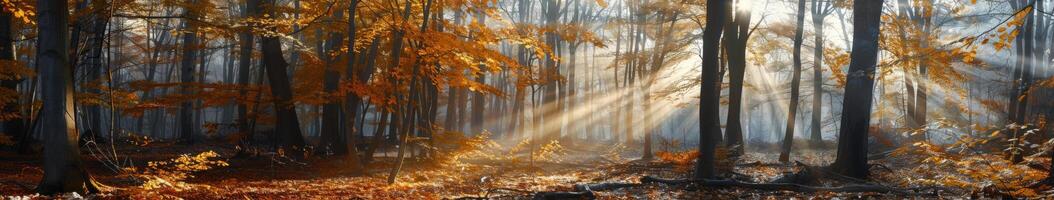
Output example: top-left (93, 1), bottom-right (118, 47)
top-left (2, 140), bottom-right (1053, 199)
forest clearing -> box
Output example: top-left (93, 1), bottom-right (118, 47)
top-left (4, 0), bottom-right (1054, 199)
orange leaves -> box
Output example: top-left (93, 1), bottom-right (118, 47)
top-left (824, 48), bottom-right (850, 88)
top-left (656, 150), bottom-right (699, 172)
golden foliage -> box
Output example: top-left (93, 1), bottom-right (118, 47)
top-left (656, 150), bottom-right (698, 172)
top-left (0, 0), bottom-right (34, 24)
top-left (125, 151), bottom-right (229, 191)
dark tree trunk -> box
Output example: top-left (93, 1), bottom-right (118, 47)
top-left (722, 0), bottom-right (751, 153)
top-left (260, 0), bottom-right (304, 150)
top-left (179, 0), bottom-right (200, 143)
top-left (780, 0), bottom-right (807, 163)
top-left (809, 0), bottom-right (831, 146)
top-left (1009, 0), bottom-right (1034, 163)
top-left (831, 0), bottom-right (884, 179)
top-left (320, 10), bottom-right (347, 155)
top-left (237, 0), bottom-right (259, 147)
top-left (36, 0), bottom-right (103, 194)
top-left (696, 0), bottom-right (727, 180)
top-left (343, 0), bottom-right (364, 174)
top-left (470, 9), bottom-right (486, 135)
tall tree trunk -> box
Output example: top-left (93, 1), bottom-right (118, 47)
top-left (81, 0), bottom-right (108, 142)
top-left (320, 10), bottom-right (346, 155)
top-left (36, 0), bottom-right (103, 194)
top-left (260, 0), bottom-right (304, 150)
top-left (179, 0), bottom-right (200, 143)
top-left (723, 0), bottom-right (750, 153)
top-left (237, 0), bottom-right (259, 147)
top-left (1010, 1), bottom-right (1034, 163)
top-left (780, 0), bottom-right (807, 163)
top-left (470, 8), bottom-right (486, 135)
top-left (832, 0), bottom-right (884, 179)
top-left (386, 0), bottom-right (424, 184)
top-left (343, 0), bottom-right (364, 174)
top-left (809, 0), bottom-right (829, 146)
top-left (695, 0), bottom-right (727, 180)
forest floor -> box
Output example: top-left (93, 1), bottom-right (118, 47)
top-left (1, 138), bottom-right (1052, 199)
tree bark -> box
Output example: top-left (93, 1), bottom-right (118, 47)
top-left (831, 0), bottom-right (884, 179)
top-left (723, 0), bottom-right (751, 153)
top-left (696, 0), bottom-right (727, 180)
top-left (809, 0), bottom-right (830, 146)
top-left (780, 0), bottom-right (807, 163)
top-left (260, 0), bottom-right (305, 150)
top-left (237, 0), bottom-right (259, 147)
top-left (35, 0), bottom-right (103, 194)
top-left (320, 10), bottom-right (346, 155)
top-left (179, 0), bottom-right (200, 143)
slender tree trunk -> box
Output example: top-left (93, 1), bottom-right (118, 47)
top-left (343, 0), bottom-right (364, 174)
top-left (780, 0), bottom-right (807, 163)
top-left (470, 9), bottom-right (486, 135)
top-left (320, 10), bottom-right (347, 155)
top-left (695, 0), bottom-right (727, 180)
top-left (388, 0), bottom-right (431, 184)
top-left (723, 0), bottom-right (750, 153)
top-left (1010, 1), bottom-right (1035, 163)
top-left (236, 0), bottom-right (259, 148)
top-left (809, 0), bottom-right (827, 146)
top-left (179, 0), bottom-right (200, 143)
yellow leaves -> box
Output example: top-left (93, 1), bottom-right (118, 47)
top-left (533, 140), bottom-right (569, 162)
top-left (0, 0), bottom-right (34, 25)
top-left (130, 150), bottom-right (229, 191)
top-left (824, 48), bottom-right (850, 88)
top-left (961, 50), bottom-right (976, 63)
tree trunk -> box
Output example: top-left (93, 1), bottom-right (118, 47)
top-left (35, 0), bottom-right (103, 194)
top-left (179, 0), bottom-right (200, 143)
top-left (343, 0), bottom-right (364, 174)
top-left (260, 0), bottom-right (304, 150)
top-left (237, 0), bottom-right (259, 146)
top-left (470, 9), bottom-right (486, 135)
top-left (831, 0), bottom-right (884, 179)
top-left (779, 0), bottom-right (807, 163)
top-left (696, 0), bottom-right (727, 180)
top-left (320, 10), bottom-right (347, 155)
top-left (388, 0), bottom-right (431, 184)
top-left (809, 0), bottom-right (828, 146)
top-left (723, 0), bottom-right (750, 153)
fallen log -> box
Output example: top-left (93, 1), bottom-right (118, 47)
top-left (532, 191), bottom-right (596, 200)
top-left (640, 176), bottom-right (912, 194)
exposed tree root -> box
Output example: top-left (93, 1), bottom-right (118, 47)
top-left (531, 190), bottom-right (595, 200)
top-left (573, 182), bottom-right (641, 192)
top-left (640, 176), bottom-right (912, 194)
top-left (867, 149), bottom-right (897, 160)
top-left (735, 161), bottom-right (789, 167)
